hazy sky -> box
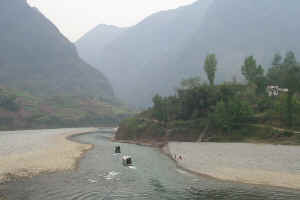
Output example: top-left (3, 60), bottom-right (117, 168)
top-left (27, 0), bottom-right (197, 42)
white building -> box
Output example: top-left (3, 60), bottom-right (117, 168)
top-left (267, 86), bottom-right (288, 97)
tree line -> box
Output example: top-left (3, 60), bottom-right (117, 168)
top-left (150, 51), bottom-right (300, 131)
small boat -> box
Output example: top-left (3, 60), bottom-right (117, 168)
top-left (115, 146), bottom-right (121, 154)
top-left (122, 155), bottom-right (133, 166)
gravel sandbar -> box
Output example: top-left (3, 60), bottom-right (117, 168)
top-left (0, 128), bottom-right (98, 183)
top-left (166, 142), bottom-right (300, 189)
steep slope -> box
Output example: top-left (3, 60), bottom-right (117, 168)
top-left (178, 0), bottom-right (300, 82)
top-left (0, 86), bottom-right (131, 130)
top-left (0, 0), bottom-right (114, 100)
top-left (76, 0), bottom-right (213, 107)
top-left (76, 25), bottom-right (126, 68)
top-left (77, 0), bottom-right (300, 107)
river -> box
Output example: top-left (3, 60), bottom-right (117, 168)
top-left (1, 128), bottom-right (300, 200)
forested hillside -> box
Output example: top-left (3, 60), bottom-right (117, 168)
top-left (0, 86), bottom-right (131, 130)
top-left (77, 0), bottom-right (300, 107)
top-left (0, 0), bottom-right (133, 129)
top-left (116, 52), bottom-right (300, 145)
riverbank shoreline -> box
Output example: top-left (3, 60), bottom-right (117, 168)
top-left (114, 138), bottom-right (300, 190)
top-left (165, 142), bottom-right (300, 190)
top-left (0, 128), bottom-right (99, 184)
top-left (160, 144), bottom-right (219, 180)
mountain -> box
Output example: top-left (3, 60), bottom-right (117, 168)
top-left (0, 86), bottom-right (131, 130)
top-left (177, 0), bottom-right (300, 82)
top-left (0, 0), bottom-right (114, 100)
top-left (76, 0), bottom-right (300, 107)
top-left (76, 0), bottom-right (213, 106)
top-left (76, 24), bottom-right (126, 69)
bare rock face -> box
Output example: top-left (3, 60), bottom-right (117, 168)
top-left (0, 0), bottom-right (114, 100)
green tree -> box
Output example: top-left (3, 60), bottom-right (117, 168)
top-left (283, 51), bottom-right (297, 66)
top-left (281, 52), bottom-right (300, 127)
top-left (212, 97), bottom-right (254, 131)
top-left (268, 53), bottom-right (282, 85)
top-left (241, 56), bottom-right (264, 84)
top-left (204, 54), bottom-right (217, 86)
top-left (255, 73), bottom-right (267, 96)
top-left (211, 100), bottom-right (230, 130)
top-left (180, 77), bottom-right (201, 89)
top-left (164, 96), bottom-right (181, 121)
top-left (272, 53), bottom-right (282, 66)
top-left (152, 94), bottom-right (165, 121)
top-left (178, 84), bottom-right (217, 120)
top-left (0, 93), bottom-right (20, 112)
top-left (267, 51), bottom-right (300, 127)
top-left (217, 83), bottom-right (242, 103)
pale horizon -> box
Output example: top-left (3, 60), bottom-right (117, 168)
top-left (27, 0), bottom-right (198, 42)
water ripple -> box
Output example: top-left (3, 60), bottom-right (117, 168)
top-left (2, 131), bottom-right (300, 200)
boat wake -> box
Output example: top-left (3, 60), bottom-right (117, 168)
top-left (128, 166), bottom-right (137, 170)
top-left (88, 179), bottom-right (97, 184)
top-left (104, 171), bottom-right (120, 180)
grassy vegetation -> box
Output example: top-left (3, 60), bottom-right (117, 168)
top-left (116, 118), bottom-right (165, 141)
top-left (209, 125), bottom-right (300, 145)
top-left (0, 86), bottom-right (132, 130)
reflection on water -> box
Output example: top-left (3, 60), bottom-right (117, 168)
top-left (1, 129), bottom-right (300, 200)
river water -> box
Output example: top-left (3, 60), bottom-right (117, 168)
top-left (2, 128), bottom-right (300, 200)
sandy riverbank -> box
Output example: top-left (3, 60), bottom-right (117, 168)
top-left (0, 128), bottom-right (98, 183)
top-left (165, 142), bottom-right (300, 190)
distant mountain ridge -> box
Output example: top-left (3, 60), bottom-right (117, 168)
top-left (76, 0), bottom-right (213, 106)
top-left (0, 0), bottom-right (114, 100)
top-left (177, 0), bottom-right (300, 81)
top-left (76, 24), bottom-right (126, 71)
top-left (76, 0), bottom-right (300, 107)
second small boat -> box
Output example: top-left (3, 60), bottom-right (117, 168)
top-left (122, 155), bottom-right (133, 166)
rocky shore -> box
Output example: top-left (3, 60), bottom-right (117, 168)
top-left (0, 128), bottom-right (98, 183)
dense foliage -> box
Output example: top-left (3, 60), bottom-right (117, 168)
top-left (267, 52), bottom-right (300, 127)
top-left (0, 89), bottom-right (20, 112)
top-left (116, 51), bottom-right (300, 145)
top-left (204, 54), bottom-right (217, 86)
top-left (0, 87), bottom-right (132, 130)
top-left (149, 51), bottom-right (300, 133)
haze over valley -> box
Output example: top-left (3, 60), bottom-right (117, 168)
top-left (0, 0), bottom-right (128, 129)
top-left (1, 1), bottom-right (300, 199)
top-left (76, 0), bottom-right (300, 107)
